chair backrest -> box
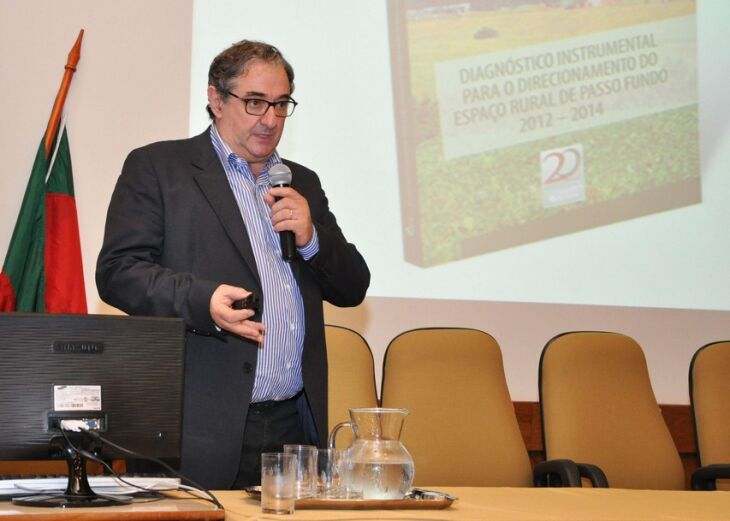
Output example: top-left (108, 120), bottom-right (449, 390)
top-left (539, 331), bottom-right (684, 490)
top-left (325, 325), bottom-right (378, 449)
top-left (690, 341), bottom-right (730, 467)
top-left (380, 328), bottom-right (533, 487)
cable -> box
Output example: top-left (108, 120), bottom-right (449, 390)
top-left (56, 423), bottom-right (222, 509)
top-left (58, 428), bottom-right (135, 505)
top-left (80, 430), bottom-right (223, 510)
top-left (61, 430), bottom-right (161, 494)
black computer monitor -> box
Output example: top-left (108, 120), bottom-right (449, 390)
top-left (0, 312), bottom-right (185, 507)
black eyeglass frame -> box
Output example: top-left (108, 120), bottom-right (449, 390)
top-left (224, 90), bottom-right (298, 118)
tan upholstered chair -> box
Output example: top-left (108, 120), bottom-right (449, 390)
top-left (325, 325), bottom-right (378, 449)
top-left (539, 331), bottom-right (685, 490)
top-left (689, 341), bottom-right (730, 490)
top-left (380, 328), bottom-right (534, 487)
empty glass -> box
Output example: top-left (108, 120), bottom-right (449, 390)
top-left (260, 452), bottom-right (296, 515)
top-left (283, 444), bottom-right (318, 499)
top-left (316, 448), bottom-right (344, 498)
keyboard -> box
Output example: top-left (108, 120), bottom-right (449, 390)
top-left (0, 475), bottom-right (181, 498)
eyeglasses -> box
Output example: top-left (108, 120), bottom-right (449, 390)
top-left (225, 91), bottom-right (298, 118)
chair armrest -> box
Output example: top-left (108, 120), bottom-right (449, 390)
top-left (534, 459), bottom-right (609, 488)
top-left (691, 464), bottom-right (730, 491)
top-left (575, 462), bottom-right (609, 488)
top-left (533, 459), bottom-right (581, 487)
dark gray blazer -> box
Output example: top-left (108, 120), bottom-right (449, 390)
top-left (96, 128), bottom-right (370, 489)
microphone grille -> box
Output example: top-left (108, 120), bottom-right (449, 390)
top-left (269, 163), bottom-right (292, 186)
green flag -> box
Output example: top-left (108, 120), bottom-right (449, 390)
top-left (0, 126), bottom-right (87, 313)
top-left (0, 139), bottom-right (48, 311)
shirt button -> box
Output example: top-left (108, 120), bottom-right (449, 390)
top-left (290, 323), bottom-right (295, 330)
top-left (286, 362), bottom-right (292, 369)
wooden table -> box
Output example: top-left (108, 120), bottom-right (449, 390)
top-left (221, 487), bottom-right (730, 520)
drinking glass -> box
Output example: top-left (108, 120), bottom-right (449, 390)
top-left (316, 448), bottom-right (344, 498)
top-left (283, 444), bottom-right (318, 499)
top-left (261, 452), bottom-right (296, 515)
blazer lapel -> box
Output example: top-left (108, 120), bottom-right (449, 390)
top-left (190, 130), bottom-right (261, 286)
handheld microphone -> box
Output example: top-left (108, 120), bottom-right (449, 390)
top-left (268, 163), bottom-right (296, 262)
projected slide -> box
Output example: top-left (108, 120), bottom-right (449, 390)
top-left (388, 0), bottom-right (699, 267)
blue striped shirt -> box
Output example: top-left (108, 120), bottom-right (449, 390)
top-left (210, 124), bottom-right (319, 402)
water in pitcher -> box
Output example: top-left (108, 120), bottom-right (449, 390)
top-left (348, 459), bottom-right (415, 500)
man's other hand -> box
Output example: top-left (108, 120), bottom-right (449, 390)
top-left (210, 284), bottom-right (265, 343)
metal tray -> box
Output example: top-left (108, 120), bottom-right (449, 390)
top-left (243, 486), bottom-right (456, 510)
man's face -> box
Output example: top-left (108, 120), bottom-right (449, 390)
top-left (208, 60), bottom-right (291, 175)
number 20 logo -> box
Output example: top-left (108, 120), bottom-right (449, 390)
top-left (542, 147), bottom-right (582, 184)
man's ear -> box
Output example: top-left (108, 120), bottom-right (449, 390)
top-left (207, 85), bottom-right (224, 118)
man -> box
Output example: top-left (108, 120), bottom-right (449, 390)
top-left (96, 40), bottom-right (370, 489)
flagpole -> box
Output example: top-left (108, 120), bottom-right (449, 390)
top-left (44, 29), bottom-right (84, 159)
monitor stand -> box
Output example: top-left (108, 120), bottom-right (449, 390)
top-left (12, 435), bottom-right (129, 508)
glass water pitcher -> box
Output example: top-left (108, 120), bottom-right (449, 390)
top-left (328, 407), bottom-right (414, 500)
